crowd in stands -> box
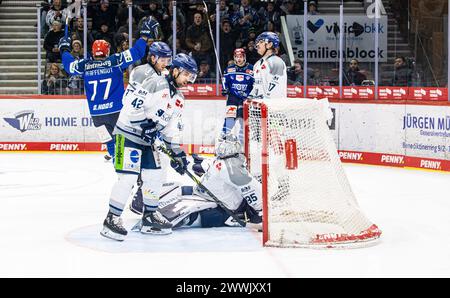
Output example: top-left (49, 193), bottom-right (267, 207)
top-left (38, 0), bottom-right (416, 95)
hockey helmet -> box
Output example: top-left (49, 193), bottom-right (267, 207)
top-left (171, 53), bottom-right (198, 83)
top-left (92, 39), bottom-right (110, 57)
top-left (255, 31), bottom-right (280, 49)
top-left (215, 132), bottom-right (241, 159)
top-left (149, 41), bottom-right (172, 64)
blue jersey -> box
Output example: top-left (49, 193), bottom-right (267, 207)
top-left (62, 38), bottom-right (147, 116)
top-left (222, 63), bottom-right (254, 101)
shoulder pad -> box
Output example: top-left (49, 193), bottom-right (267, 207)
top-left (142, 76), bottom-right (169, 93)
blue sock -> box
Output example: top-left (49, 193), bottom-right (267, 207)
top-left (106, 139), bottom-right (115, 157)
top-left (109, 204), bottom-right (123, 217)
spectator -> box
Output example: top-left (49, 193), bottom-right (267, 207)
top-left (218, 0), bottom-right (230, 20)
top-left (185, 12), bottom-right (213, 66)
top-left (392, 56), bottom-right (413, 86)
top-left (167, 19), bottom-right (186, 49)
top-left (44, 20), bottom-right (65, 62)
top-left (219, 19), bottom-right (239, 70)
top-left (308, 1), bottom-right (320, 15)
top-left (161, 1), bottom-right (186, 40)
top-left (42, 63), bottom-right (67, 95)
top-left (344, 59), bottom-right (367, 86)
top-left (92, 0), bottom-right (117, 33)
top-left (265, 20), bottom-right (280, 35)
top-left (287, 58), bottom-right (316, 86)
top-left (245, 27), bottom-right (256, 43)
top-left (280, 0), bottom-right (301, 16)
top-left (39, 1), bottom-right (52, 38)
top-left (116, 39), bottom-right (130, 84)
top-left (174, 37), bottom-right (189, 55)
top-left (245, 40), bottom-right (259, 65)
top-left (72, 17), bottom-right (94, 53)
top-left (230, 0), bottom-right (259, 37)
top-left (45, 0), bottom-right (67, 31)
top-left (146, 0), bottom-right (165, 23)
top-left (197, 60), bottom-right (215, 80)
top-left (258, 0), bottom-right (281, 32)
top-left (116, 0), bottom-right (141, 28)
top-left (115, 17), bottom-right (137, 46)
top-left (70, 39), bottom-right (84, 59)
top-left (119, 39), bottom-right (129, 52)
top-left (87, 0), bottom-right (100, 18)
top-left (94, 23), bottom-right (115, 52)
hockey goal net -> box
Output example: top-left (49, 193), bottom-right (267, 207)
top-left (243, 98), bottom-right (381, 248)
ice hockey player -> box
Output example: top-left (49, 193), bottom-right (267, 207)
top-left (100, 53), bottom-right (198, 241)
top-left (221, 48), bottom-right (254, 144)
top-left (126, 41), bottom-right (172, 88)
top-left (249, 31), bottom-right (287, 100)
top-left (57, 17), bottom-right (160, 161)
top-left (123, 41), bottom-right (173, 207)
top-left (131, 133), bottom-right (263, 231)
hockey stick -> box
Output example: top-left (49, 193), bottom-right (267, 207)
top-left (64, 15), bottom-right (69, 39)
top-left (157, 143), bottom-right (248, 228)
top-left (202, 1), bottom-right (223, 79)
top-left (64, 0), bottom-right (82, 39)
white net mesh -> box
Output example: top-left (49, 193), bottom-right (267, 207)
top-left (245, 98), bottom-right (381, 248)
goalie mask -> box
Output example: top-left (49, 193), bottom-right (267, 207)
top-left (215, 133), bottom-right (241, 159)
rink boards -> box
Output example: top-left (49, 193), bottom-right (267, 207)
top-left (0, 95), bottom-right (449, 172)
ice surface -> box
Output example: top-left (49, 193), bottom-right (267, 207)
top-left (0, 153), bottom-right (449, 277)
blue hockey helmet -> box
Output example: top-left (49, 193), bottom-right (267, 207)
top-left (149, 42), bottom-right (172, 58)
top-left (255, 31), bottom-right (280, 49)
top-left (149, 41), bottom-right (172, 65)
top-left (171, 53), bottom-right (198, 83)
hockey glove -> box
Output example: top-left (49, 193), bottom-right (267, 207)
top-left (221, 88), bottom-right (228, 96)
top-left (170, 150), bottom-right (188, 175)
top-left (139, 17), bottom-right (160, 40)
top-left (58, 36), bottom-right (72, 54)
top-left (246, 207), bottom-right (262, 224)
top-left (140, 119), bottom-right (158, 144)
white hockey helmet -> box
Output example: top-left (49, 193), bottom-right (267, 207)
top-left (215, 132), bottom-right (241, 159)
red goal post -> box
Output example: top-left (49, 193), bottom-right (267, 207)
top-left (243, 98), bottom-right (382, 248)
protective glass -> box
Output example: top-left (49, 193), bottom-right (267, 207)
top-left (157, 56), bottom-right (172, 65)
top-left (180, 69), bottom-right (197, 83)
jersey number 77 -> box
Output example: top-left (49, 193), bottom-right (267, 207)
top-left (88, 78), bottom-right (112, 101)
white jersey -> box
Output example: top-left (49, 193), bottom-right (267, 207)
top-left (250, 54), bottom-right (287, 99)
top-left (194, 155), bottom-right (262, 212)
top-left (130, 154), bottom-right (262, 230)
top-left (122, 64), bottom-right (164, 103)
top-left (115, 75), bottom-right (184, 148)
